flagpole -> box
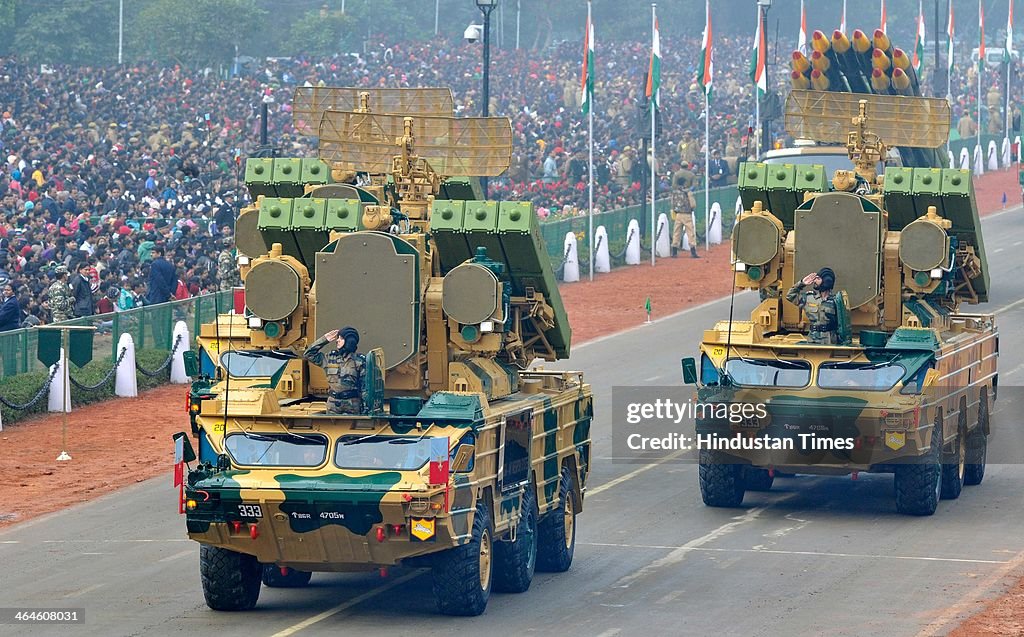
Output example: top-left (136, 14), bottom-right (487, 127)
top-left (704, 90), bottom-right (710, 253)
top-left (587, 0), bottom-right (594, 281)
top-left (979, 1), bottom-right (984, 141)
top-left (755, 3), bottom-right (761, 159)
top-left (650, 3), bottom-right (657, 267)
top-left (1007, 0), bottom-right (1013, 143)
top-left (946, 3), bottom-right (953, 100)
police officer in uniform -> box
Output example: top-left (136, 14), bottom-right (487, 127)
top-left (304, 326), bottom-right (366, 414)
top-left (47, 265), bottom-right (75, 323)
top-left (786, 267), bottom-right (838, 345)
top-left (670, 166), bottom-right (699, 258)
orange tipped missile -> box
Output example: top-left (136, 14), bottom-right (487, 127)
top-left (872, 29), bottom-right (891, 53)
top-left (810, 68), bottom-right (830, 91)
top-left (791, 70), bottom-right (810, 90)
top-left (791, 50), bottom-right (811, 74)
top-left (872, 48), bottom-right (891, 71)
top-left (832, 30), bottom-right (852, 54)
top-left (810, 50), bottom-right (832, 73)
top-left (870, 68), bottom-right (891, 92)
top-left (891, 67), bottom-right (912, 94)
top-left (811, 30), bottom-right (831, 54)
top-left (891, 47), bottom-right (911, 71)
top-left (852, 29), bottom-right (873, 54)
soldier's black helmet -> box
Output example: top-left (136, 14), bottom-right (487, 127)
top-left (338, 326), bottom-right (359, 353)
top-left (817, 267), bottom-right (835, 291)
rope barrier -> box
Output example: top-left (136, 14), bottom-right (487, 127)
top-left (136, 333), bottom-right (182, 378)
top-left (0, 363), bottom-right (59, 411)
top-left (69, 347), bottom-right (128, 392)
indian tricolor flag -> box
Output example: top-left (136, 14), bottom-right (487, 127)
top-left (581, 11), bottom-right (594, 115)
top-left (751, 9), bottom-right (767, 96)
top-left (946, 1), bottom-right (954, 78)
top-left (698, 0), bottom-right (713, 100)
top-left (646, 18), bottom-right (661, 109)
top-left (913, 0), bottom-right (925, 73)
top-left (798, 0), bottom-right (807, 53)
top-left (979, 1), bottom-right (985, 69)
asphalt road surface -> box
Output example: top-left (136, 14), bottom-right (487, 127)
top-left (3, 207), bottom-right (1024, 637)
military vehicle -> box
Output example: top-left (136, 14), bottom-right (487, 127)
top-left (681, 89), bottom-right (996, 516)
top-left (176, 87), bottom-right (592, 615)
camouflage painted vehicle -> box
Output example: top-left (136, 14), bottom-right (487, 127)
top-left (176, 88), bottom-right (592, 615)
top-left (682, 91), bottom-right (996, 516)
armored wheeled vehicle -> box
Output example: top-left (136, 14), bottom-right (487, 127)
top-left (682, 90), bottom-right (996, 516)
top-left (176, 87), bottom-right (592, 615)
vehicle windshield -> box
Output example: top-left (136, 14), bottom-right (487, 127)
top-left (225, 432), bottom-right (327, 466)
top-left (724, 358), bottom-right (811, 388)
top-left (220, 350), bottom-right (292, 379)
top-left (335, 435), bottom-right (436, 470)
top-left (817, 362), bottom-right (906, 391)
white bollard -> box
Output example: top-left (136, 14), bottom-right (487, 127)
top-left (1016, 136), bottom-right (1022, 164)
top-left (115, 333), bottom-right (138, 398)
top-left (48, 348), bottom-right (71, 413)
top-left (974, 144), bottom-right (985, 175)
top-left (708, 203), bottom-right (723, 245)
top-left (594, 226), bottom-right (611, 273)
top-left (1002, 137), bottom-right (1012, 167)
top-left (948, 150), bottom-right (955, 168)
top-left (988, 140), bottom-right (999, 172)
top-left (170, 321), bottom-right (191, 384)
top-left (625, 219), bottom-right (641, 265)
top-left (655, 213), bottom-right (671, 258)
top-left (959, 147), bottom-right (971, 170)
top-left (562, 232), bottom-right (580, 283)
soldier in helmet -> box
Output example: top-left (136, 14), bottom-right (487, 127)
top-left (217, 236), bottom-right (240, 290)
top-left (47, 265), bottom-right (75, 323)
top-left (303, 326), bottom-right (366, 415)
top-left (786, 267), bottom-right (838, 345)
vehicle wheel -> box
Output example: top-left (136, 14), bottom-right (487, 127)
top-left (200, 545), bottom-right (262, 611)
top-left (965, 392), bottom-right (989, 486)
top-left (699, 449), bottom-right (745, 507)
top-left (743, 466), bottom-right (775, 492)
top-left (940, 405), bottom-right (967, 500)
top-left (261, 565), bottom-right (312, 588)
top-left (894, 415), bottom-right (942, 516)
top-left (432, 502), bottom-right (493, 616)
top-left (536, 467), bottom-right (577, 573)
top-left (493, 488), bottom-right (538, 593)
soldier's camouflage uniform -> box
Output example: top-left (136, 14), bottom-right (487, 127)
top-left (670, 175), bottom-right (698, 257)
top-left (303, 335), bottom-right (367, 414)
top-left (48, 280), bottom-right (75, 323)
top-left (217, 248), bottom-right (240, 290)
top-left (786, 281), bottom-right (838, 345)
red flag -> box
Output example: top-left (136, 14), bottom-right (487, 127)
top-left (428, 437), bottom-right (450, 485)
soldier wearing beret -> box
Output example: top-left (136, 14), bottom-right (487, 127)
top-left (47, 264), bottom-right (75, 323)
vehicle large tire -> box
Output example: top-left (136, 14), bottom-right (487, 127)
top-left (493, 488), bottom-right (538, 593)
top-left (432, 502), bottom-right (493, 616)
top-left (536, 467), bottom-right (577, 573)
top-left (200, 545), bottom-right (262, 611)
top-left (262, 565), bottom-right (312, 588)
top-left (699, 449), bottom-right (745, 507)
top-left (743, 466), bottom-right (775, 492)
top-left (894, 416), bottom-right (942, 516)
top-left (965, 391), bottom-right (989, 486)
top-left (940, 404), bottom-right (967, 500)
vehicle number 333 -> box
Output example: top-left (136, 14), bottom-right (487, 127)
top-left (238, 504), bottom-right (263, 518)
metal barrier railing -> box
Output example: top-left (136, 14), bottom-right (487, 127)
top-left (0, 291), bottom-right (232, 378)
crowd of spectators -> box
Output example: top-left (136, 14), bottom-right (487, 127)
top-left (0, 31), bottom-right (1019, 330)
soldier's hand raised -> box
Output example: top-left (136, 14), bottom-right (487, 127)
top-left (801, 272), bottom-right (818, 286)
top-left (325, 329), bottom-right (339, 341)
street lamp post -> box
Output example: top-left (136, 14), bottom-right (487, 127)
top-left (757, 0), bottom-right (772, 155)
top-left (476, 0), bottom-right (497, 198)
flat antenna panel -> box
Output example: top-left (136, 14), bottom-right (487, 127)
top-left (291, 87), bottom-right (454, 136)
top-left (785, 90), bottom-right (951, 149)
top-left (318, 111), bottom-right (512, 177)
